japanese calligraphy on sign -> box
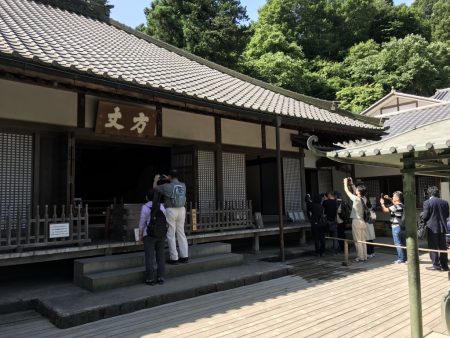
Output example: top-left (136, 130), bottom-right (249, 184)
top-left (95, 101), bottom-right (157, 138)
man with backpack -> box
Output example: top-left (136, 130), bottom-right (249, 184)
top-left (380, 191), bottom-right (406, 264)
top-left (154, 169), bottom-right (188, 265)
top-left (139, 189), bottom-right (166, 285)
top-left (336, 191), bottom-right (351, 252)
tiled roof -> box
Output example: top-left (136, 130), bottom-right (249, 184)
top-left (431, 88), bottom-right (450, 101)
top-left (336, 102), bottom-right (450, 148)
top-left (0, 0), bottom-right (380, 130)
top-left (381, 102), bottom-right (450, 138)
top-left (319, 118), bottom-right (450, 166)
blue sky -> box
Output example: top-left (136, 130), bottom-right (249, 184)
top-left (110, 0), bottom-right (414, 29)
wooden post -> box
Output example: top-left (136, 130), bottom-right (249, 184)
top-left (343, 239), bottom-right (349, 266)
top-left (85, 204), bottom-right (89, 239)
top-left (7, 208), bottom-right (12, 246)
top-left (36, 205), bottom-right (40, 243)
top-left (275, 116), bottom-right (285, 262)
top-left (26, 207), bottom-right (31, 245)
top-left (403, 154), bottom-right (423, 338)
top-left (44, 205), bottom-right (49, 243)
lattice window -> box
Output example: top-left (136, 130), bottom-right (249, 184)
top-left (318, 169), bottom-right (333, 195)
top-left (0, 133), bottom-right (33, 227)
top-left (417, 176), bottom-right (441, 207)
top-left (222, 152), bottom-right (246, 203)
top-left (283, 158), bottom-right (302, 212)
top-left (363, 179), bottom-right (381, 200)
top-left (197, 150), bottom-right (216, 211)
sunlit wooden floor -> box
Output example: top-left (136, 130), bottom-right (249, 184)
top-left (1, 251), bottom-right (449, 338)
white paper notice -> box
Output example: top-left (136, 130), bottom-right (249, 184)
top-left (49, 223), bottom-right (70, 238)
top-left (134, 228), bottom-right (140, 242)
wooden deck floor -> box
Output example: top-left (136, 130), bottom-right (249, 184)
top-left (1, 252), bottom-right (449, 338)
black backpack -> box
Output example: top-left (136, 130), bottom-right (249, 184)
top-left (146, 203), bottom-right (167, 239)
top-left (361, 198), bottom-right (372, 223)
top-left (338, 200), bottom-right (351, 221)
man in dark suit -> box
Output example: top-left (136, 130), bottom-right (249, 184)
top-left (422, 186), bottom-right (450, 271)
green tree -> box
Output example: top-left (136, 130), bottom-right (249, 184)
top-left (369, 3), bottom-right (430, 43)
top-left (336, 84), bottom-right (385, 113)
top-left (241, 24), bottom-right (314, 94)
top-left (430, 0), bottom-right (450, 42)
top-left (337, 34), bottom-right (450, 111)
top-left (140, 0), bottom-right (250, 69)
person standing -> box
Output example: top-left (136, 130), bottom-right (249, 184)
top-left (336, 191), bottom-right (350, 252)
top-left (422, 186), bottom-right (449, 271)
top-left (154, 169), bottom-right (189, 265)
top-left (323, 191), bottom-right (339, 254)
top-left (380, 191), bottom-right (406, 264)
top-left (310, 195), bottom-right (326, 257)
top-left (139, 190), bottom-right (166, 285)
top-left (343, 178), bottom-right (368, 262)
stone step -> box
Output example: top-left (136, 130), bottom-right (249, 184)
top-left (74, 242), bottom-right (231, 285)
top-left (82, 253), bottom-right (244, 291)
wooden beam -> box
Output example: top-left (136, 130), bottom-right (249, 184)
top-left (403, 164), bottom-right (450, 173)
top-left (401, 153), bottom-right (450, 162)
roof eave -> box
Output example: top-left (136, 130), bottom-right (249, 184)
top-left (0, 53), bottom-right (383, 136)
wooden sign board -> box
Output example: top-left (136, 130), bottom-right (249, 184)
top-left (95, 101), bottom-right (156, 138)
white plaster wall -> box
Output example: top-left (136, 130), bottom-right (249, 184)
top-left (162, 108), bottom-right (215, 142)
top-left (304, 150), bottom-right (317, 168)
top-left (221, 118), bottom-right (261, 148)
top-left (0, 79), bottom-right (77, 126)
top-left (265, 126), bottom-right (298, 152)
top-left (355, 164), bottom-right (401, 178)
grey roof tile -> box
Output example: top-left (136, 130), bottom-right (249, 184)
top-left (0, 0), bottom-right (380, 130)
top-left (432, 88), bottom-right (450, 101)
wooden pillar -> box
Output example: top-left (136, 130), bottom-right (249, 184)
top-left (77, 93), bottom-right (85, 128)
top-left (402, 154), bottom-right (423, 338)
top-left (156, 104), bottom-right (162, 137)
top-left (215, 117), bottom-right (223, 204)
top-left (275, 116), bottom-right (285, 262)
top-left (66, 132), bottom-right (76, 206)
top-left (33, 132), bottom-right (41, 210)
top-left (299, 144), bottom-right (306, 212)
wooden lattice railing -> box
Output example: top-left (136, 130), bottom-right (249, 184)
top-left (0, 205), bottom-right (90, 251)
top-left (185, 200), bottom-right (254, 233)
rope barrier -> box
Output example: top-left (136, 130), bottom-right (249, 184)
top-left (324, 236), bottom-right (450, 266)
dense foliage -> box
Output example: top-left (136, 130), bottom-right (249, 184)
top-left (138, 0), bottom-right (250, 69)
top-left (139, 0), bottom-right (450, 113)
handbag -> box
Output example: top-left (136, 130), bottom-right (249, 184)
top-left (417, 219), bottom-right (427, 240)
top-left (365, 222), bottom-right (376, 240)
